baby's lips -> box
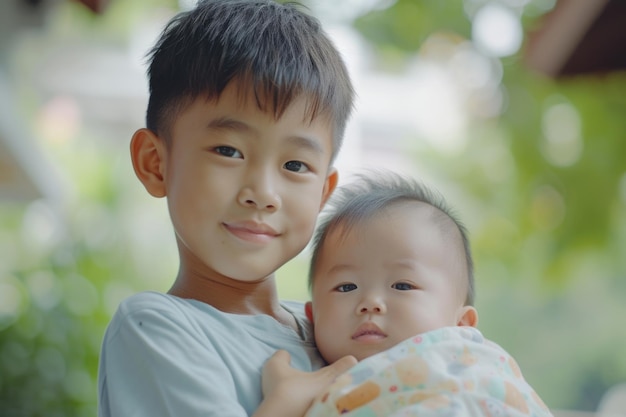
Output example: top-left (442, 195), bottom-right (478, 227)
top-left (351, 321), bottom-right (386, 339)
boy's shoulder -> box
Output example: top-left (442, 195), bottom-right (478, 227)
top-left (113, 290), bottom-right (187, 318)
top-left (115, 292), bottom-right (307, 316)
top-left (107, 291), bottom-right (226, 336)
top-left (103, 291), bottom-right (248, 350)
top-left (116, 290), bottom-right (169, 308)
top-left (109, 292), bottom-right (310, 334)
top-left (103, 293), bottom-right (317, 354)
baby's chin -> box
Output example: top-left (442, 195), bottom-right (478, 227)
top-left (341, 346), bottom-right (388, 363)
top-left (354, 348), bottom-right (385, 362)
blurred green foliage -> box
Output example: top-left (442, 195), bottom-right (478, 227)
top-left (1, 0), bottom-right (625, 415)
top-left (354, 0), bottom-right (470, 52)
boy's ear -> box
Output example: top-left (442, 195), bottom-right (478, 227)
top-left (456, 306), bottom-right (478, 328)
top-left (305, 301), bottom-right (314, 323)
top-left (130, 128), bottom-right (167, 198)
top-left (320, 168), bottom-right (338, 209)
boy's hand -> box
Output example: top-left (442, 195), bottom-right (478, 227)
top-left (256, 350), bottom-right (356, 417)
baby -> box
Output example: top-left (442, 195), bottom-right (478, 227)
top-left (262, 171), bottom-right (554, 417)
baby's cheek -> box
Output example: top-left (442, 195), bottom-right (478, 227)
top-left (316, 327), bottom-right (341, 364)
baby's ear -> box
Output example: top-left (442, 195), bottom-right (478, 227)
top-left (305, 301), bottom-right (314, 323)
top-left (456, 306), bottom-right (478, 328)
top-left (130, 128), bottom-right (167, 198)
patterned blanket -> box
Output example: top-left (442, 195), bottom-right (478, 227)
top-left (306, 327), bottom-right (552, 417)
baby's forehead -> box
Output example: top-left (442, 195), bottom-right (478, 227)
top-left (334, 200), bottom-right (459, 240)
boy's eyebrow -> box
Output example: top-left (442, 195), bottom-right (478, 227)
top-left (207, 117), bottom-right (250, 132)
top-left (207, 117), bottom-right (325, 155)
top-left (286, 135), bottom-right (325, 155)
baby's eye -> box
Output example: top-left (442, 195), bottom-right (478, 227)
top-left (284, 161), bottom-right (309, 173)
top-left (335, 283), bottom-right (357, 293)
top-left (392, 282), bottom-right (416, 291)
top-left (214, 146), bottom-right (242, 158)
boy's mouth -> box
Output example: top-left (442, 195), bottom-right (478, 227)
top-left (223, 221), bottom-right (279, 243)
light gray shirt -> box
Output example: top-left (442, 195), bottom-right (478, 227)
top-left (98, 291), bottom-right (324, 417)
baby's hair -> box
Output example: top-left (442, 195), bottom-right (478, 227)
top-left (144, 0), bottom-right (354, 160)
top-left (308, 170), bottom-right (475, 306)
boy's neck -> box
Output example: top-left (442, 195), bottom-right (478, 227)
top-left (167, 270), bottom-right (298, 331)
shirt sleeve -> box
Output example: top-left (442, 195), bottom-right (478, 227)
top-left (98, 304), bottom-right (247, 417)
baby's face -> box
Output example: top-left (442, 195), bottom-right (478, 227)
top-left (309, 201), bottom-right (473, 363)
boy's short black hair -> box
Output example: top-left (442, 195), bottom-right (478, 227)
top-left (145, 0), bottom-right (354, 160)
top-left (308, 170), bottom-right (475, 306)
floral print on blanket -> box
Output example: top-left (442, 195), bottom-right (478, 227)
top-left (305, 327), bottom-right (553, 417)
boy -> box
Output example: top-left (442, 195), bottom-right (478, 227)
top-left (97, 1), bottom-right (357, 416)
top-left (260, 171), bottom-right (553, 417)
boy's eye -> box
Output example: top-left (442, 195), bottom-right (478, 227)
top-left (335, 283), bottom-right (357, 293)
top-left (214, 146), bottom-right (242, 158)
top-left (284, 160), bottom-right (309, 173)
top-left (392, 282), bottom-right (416, 291)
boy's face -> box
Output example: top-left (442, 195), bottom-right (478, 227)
top-left (308, 201), bottom-right (476, 363)
top-left (156, 81), bottom-right (336, 282)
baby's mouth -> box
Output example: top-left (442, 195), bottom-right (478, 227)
top-left (352, 322), bottom-right (387, 342)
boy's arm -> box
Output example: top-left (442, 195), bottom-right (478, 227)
top-left (253, 350), bottom-right (357, 417)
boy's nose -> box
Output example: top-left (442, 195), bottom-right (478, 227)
top-left (237, 173), bottom-right (281, 211)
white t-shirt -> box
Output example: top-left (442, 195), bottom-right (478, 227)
top-left (98, 291), bottom-right (324, 417)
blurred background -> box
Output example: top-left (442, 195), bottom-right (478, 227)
top-left (1, 0), bottom-right (625, 415)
